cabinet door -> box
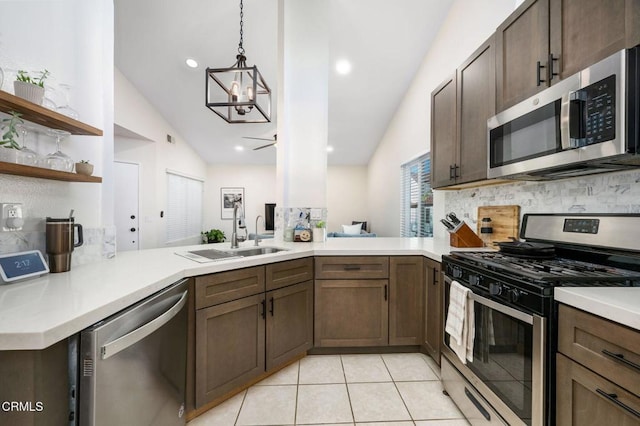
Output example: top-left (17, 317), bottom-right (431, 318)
top-left (195, 293), bottom-right (265, 408)
top-left (556, 353), bottom-right (640, 425)
top-left (423, 259), bottom-right (442, 364)
top-left (549, 0), bottom-right (640, 80)
top-left (314, 279), bottom-right (389, 347)
top-left (456, 36), bottom-right (495, 185)
top-left (389, 256), bottom-right (423, 346)
top-left (266, 257), bottom-right (313, 291)
top-left (430, 74), bottom-right (457, 189)
top-left (266, 281), bottom-right (314, 370)
top-left (496, 0), bottom-right (549, 111)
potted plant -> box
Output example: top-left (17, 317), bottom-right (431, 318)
top-left (202, 229), bottom-right (225, 243)
top-left (75, 160), bottom-right (94, 176)
top-left (0, 111), bottom-right (24, 163)
top-left (313, 220), bottom-right (326, 242)
top-left (14, 69), bottom-right (49, 105)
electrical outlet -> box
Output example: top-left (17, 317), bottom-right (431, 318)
top-left (2, 203), bottom-right (24, 231)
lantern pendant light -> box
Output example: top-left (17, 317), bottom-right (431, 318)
top-left (205, 0), bottom-right (271, 123)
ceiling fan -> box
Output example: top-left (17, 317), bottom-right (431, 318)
top-left (243, 134), bottom-right (277, 150)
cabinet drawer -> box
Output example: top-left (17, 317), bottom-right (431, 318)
top-left (266, 258), bottom-right (313, 291)
top-left (314, 256), bottom-right (389, 279)
top-left (558, 304), bottom-right (640, 396)
top-left (557, 353), bottom-right (640, 425)
top-left (195, 266), bottom-right (265, 309)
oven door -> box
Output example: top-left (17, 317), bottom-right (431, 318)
top-left (442, 277), bottom-right (546, 426)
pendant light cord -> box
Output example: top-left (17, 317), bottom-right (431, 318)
top-left (238, 0), bottom-right (245, 55)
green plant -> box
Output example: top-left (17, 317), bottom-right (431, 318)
top-left (0, 111), bottom-right (24, 149)
top-left (79, 160), bottom-right (91, 164)
top-left (16, 69), bottom-right (50, 88)
top-left (315, 220), bottom-right (326, 228)
top-left (202, 229), bottom-right (225, 243)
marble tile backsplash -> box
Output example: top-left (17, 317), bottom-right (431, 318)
top-left (0, 226), bottom-right (116, 267)
top-left (444, 169), bottom-right (640, 225)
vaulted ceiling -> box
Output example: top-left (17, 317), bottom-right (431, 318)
top-left (114, 0), bottom-right (454, 165)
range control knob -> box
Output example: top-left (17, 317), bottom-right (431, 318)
top-left (452, 266), bottom-right (463, 279)
top-left (489, 283), bottom-right (503, 296)
top-left (469, 274), bottom-right (482, 287)
top-left (509, 289), bottom-right (521, 303)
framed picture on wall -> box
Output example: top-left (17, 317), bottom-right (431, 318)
top-left (221, 187), bottom-right (245, 219)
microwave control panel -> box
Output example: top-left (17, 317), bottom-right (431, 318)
top-left (583, 75), bottom-right (616, 145)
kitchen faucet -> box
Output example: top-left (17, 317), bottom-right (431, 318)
top-left (254, 215), bottom-right (264, 246)
top-left (230, 199), bottom-right (247, 249)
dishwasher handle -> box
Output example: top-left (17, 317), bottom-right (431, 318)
top-left (101, 290), bottom-right (188, 360)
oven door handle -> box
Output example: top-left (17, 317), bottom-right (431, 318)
top-left (469, 292), bottom-right (534, 325)
top-left (445, 276), bottom-right (534, 325)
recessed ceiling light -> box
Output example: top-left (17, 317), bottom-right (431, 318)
top-left (327, 145), bottom-right (334, 153)
top-left (185, 58), bottom-right (199, 68)
top-left (234, 145), bottom-right (244, 152)
top-left (335, 60), bottom-right (351, 75)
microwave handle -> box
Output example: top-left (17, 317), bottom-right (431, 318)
top-left (562, 90), bottom-right (588, 149)
top-left (560, 92), bottom-right (574, 149)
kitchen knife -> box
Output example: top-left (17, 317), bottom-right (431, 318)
top-left (440, 219), bottom-right (455, 230)
top-left (447, 212), bottom-right (461, 225)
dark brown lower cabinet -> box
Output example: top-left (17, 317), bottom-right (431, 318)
top-left (195, 293), bottom-right (265, 408)
top-left (314, 279), bottom-right (389, 347)
top-left (389, 256), bottom-right (423, 346)
top-left (266, 280), bottom-right (313, 370)
top-left (556, 353), bottom-right (640, 425)
top-left (423, 259), bottom-right (442, 364)
top-left (0, 339), bottom-right (69, 426)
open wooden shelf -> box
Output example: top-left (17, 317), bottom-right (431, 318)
top-left (0, 90), bottom-right (103, 136)
top-left (0, 161), bottom-right (102, 183)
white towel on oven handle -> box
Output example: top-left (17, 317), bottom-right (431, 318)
top-left (445, 280), bottom-right (475, 364)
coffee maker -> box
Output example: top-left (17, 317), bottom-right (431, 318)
top-left (46, 217), bottom-right (83, 273)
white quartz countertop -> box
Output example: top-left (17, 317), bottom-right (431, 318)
top-left (0, 237), bottom-right (459, 351)
top-left (555, 287), bottom-right (640, 331)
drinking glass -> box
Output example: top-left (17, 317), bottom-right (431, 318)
top-left (16, 124), bottom-right (39, 166)
top-left (43, 129), bottom-right (73, 171)
top-left (56, 84), bottom-right (79, 120)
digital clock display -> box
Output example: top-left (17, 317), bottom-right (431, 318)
top-left (0, 251), bottom-right (49, 282)
top-left (563, 218), bottom-right (600, 234)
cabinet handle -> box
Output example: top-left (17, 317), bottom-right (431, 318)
top-left (384, 284), bottom-right (388, 301)
top-left (449, 165), bottom-right (455, 180)
top-left (454, 164), bottom-right (460, 178)
top-left (602, 349), bottom-right (640, 372)
top-left (261, 299), bottom-right (266, 320)
top-left (595, 389), bottom-right (640, 418)
top-left (269, 297), bottom-right (274, 316)
top-left (343, 265), bottom-right (361, 271)
top-left (548, 54), bottom-right (559, 81)
top-left (536, 61), bottom-right (546, 86)
top-left (465, 387), bottom-right (491, 421)
top-left (433, 268), bottom-right (439, 285)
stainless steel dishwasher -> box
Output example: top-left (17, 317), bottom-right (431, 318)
top-left (77, 279), bottom-right (188, 426)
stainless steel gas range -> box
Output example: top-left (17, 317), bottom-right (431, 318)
top-left (441, 214), bottom-right (640, 426)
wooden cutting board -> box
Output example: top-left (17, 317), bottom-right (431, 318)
top-left (476, 205), bottom-right (520, 247)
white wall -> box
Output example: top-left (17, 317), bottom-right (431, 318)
top-left (367, 0), bottom-right (517, 237)
top-left (203, 165), bottom-right (368, 239)
top-left (0, 0), bottom-right (113, 256)
top-left (114, 69), bottom-right (207, 248)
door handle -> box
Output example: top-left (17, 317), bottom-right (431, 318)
top-left (433, 268), bottom-right (439, 285)
top-left (536, 61), bottom-right (546, 86)
top-left (601, 349), bottom-right (640, 372)
top-left (101, 290), bottom-right (188, 360)
top-left (269, 297), bottom-right (274, 316)
top-left (595, 389), bottom-right (640, 418)
top-left (261, 299), bottom-right (266, 319)
top-left (549, 54), bottom-right (559, 81)
top-left (384, 284), bottom-right (388, 301)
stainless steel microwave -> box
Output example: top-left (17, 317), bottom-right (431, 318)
top-left (487, 45), bottom-right (640, 180)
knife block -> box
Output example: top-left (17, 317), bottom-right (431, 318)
top-left (448, 222), bottom-right (484, 248)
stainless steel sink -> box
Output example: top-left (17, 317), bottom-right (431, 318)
top-left (224, 247), bottom-right (288, 257)
top-left (176, 246), bottom-right (288, 263)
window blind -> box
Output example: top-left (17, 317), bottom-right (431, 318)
top-left (400, 153), bottom-right (433, 237)
top-left (166, 171), bottom-right (203, 243)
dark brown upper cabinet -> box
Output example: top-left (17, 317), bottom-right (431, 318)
top-left (496, 0), bottom-right (640, 112)
top-left (431, 36), bottom-right (496, 189)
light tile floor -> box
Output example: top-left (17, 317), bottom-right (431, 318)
top-left (188, 353), bottom-right (469, 426)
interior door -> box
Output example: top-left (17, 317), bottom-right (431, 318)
top-left (114, 161), bottom-right (140, 251)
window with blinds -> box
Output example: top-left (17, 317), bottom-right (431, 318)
top-left (400, 154), bottom-right (433, 237)
top-left (166, 171), bottom-right (203, 243)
